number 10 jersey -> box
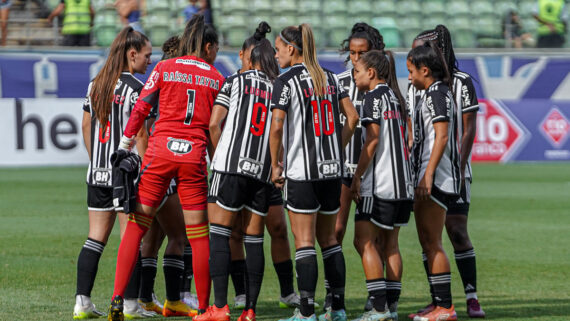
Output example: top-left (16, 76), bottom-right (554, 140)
top-left (211, 70), bottom-right (274, 183)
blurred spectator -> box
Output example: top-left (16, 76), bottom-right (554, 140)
top-left (503, 10), bottom-right (535, 48)
top-left (183, 0), bottom-right (200, 22)
top-left (48, 0), bottom-right (95, 46)
top-left (533, 0), bottom-right (567, 48)
top-left (184, 0), bottom-right (212, 24)
top-left (0, 0), bottom-right (10, 46)
top-left (115, 0), bottom-right (143, 33)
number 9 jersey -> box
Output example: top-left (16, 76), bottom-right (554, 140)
top-left (270, 63), bottom-right (348, 181)
top-left (123, 56), bottom-right (225, 163)
top-left (211, 70), bottom-right (274, 183)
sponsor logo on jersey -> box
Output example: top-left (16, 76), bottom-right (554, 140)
top-left (372, 98), bottom-right (381, 119)
top-left (144, 70), bottom-right (159, 90)
top-left (344, 162), bottom-right (357, 175)
top-left (245, 73), bottom-right (271, 85)
top-left (540, 107), bottom-right (570, 147)
top-left (175, 59), bottom-right (211, 70)
top-left (93, 168), bottom-right (111, 184)
top-left (462, 84), bottom-right (471, 107)
top-left (167, 138), bottom-right (193, 155)
top-left (318, 160), bottom-right (341, 176)
top-left (279, 85), bottom-right (290, 105)
top-left (238, 157), bottom-right (262, 176)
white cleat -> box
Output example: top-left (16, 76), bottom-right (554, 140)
top-left (279, 292), bottom-right (301, 308)
top-left (181, 291), bottom-right (199, 310)
top-left (234, 294), bottom-right (246, 309)
top-left (124, 298), bottom-right (157, 319)
top-left (73, 295), bottom-right (105, 319)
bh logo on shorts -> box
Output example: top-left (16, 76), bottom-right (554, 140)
top-left (239, 157), bottom-right (262, 176)
top-left (93, 168), bottom-right (111, 184)
top-left (167, 138), bottom-right (193, 155)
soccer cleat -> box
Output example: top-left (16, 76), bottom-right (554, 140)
top-left (352, 309), bottom-right (392, 321)
top-left (390, 311), bottom-right (398, 321)
top-left (124, 298), bottom-right (156, 319)
top-left (74, 295), bottom-right (105, 319)
top-left (152, 293), bottom-right (164, 311)
top-left (234, 294), bottom-right (246, 309)
top-left (408, 304), bottom-right (434, 319)
top-left (364, 296), bottom-right (373, 312)
top-left (466, 299), bottom-right (485, 318)
top-left (237, 308), bottom-right (256, 321)
top-left (279, 308), bottom-right (317, 321)
top-left (192, 304), bottom-right (231, 321)
top-left (108, 295), bottom-right (124, 321)
top-left (318, 308), bottom-right (347, 321)
top-left (182, 291), bottom-right (200, 310)
top-left (162, 299), bottom-right (198, 317)
top-left (280, 292), bottom-right (301, 308)
top-left (413, 305), bottom-right (457, 321)
top-left (138, 300), bottom-right (162, 315)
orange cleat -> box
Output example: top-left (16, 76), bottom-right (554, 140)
top-left (162, 300), bottom-right (197, 317)
top-left (237, 309), bottom-right (256, 321)
top-left (192, 304), bottom-right (231, 321)
top-left (413, 305), bottom-right (457, 321)
top-left (408, 303), bottom-right (435, 319)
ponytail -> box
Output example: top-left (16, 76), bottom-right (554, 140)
top-left (300, 24), bottom-right (326, 97)
top-left (91, 26), bottom-right (149, 129)
top-left (360, 50), bottom-right (406, 120)
top-left (179, 14), bottom-right (218, 58)
top-left (250, 38), bottom-right (280, 81)
top-left (407, 41), bottom-right (452, 90)
top-left (242, 21), bottom-right (271, 51)
top-left (415, 25), bottom-right (458, 73)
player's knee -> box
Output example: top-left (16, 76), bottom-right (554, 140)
top-left (267, 221), bottom-right (288, 241)
top-left (446, 224), bottom-right (470, 249)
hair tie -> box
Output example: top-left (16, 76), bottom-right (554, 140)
top-left (279, 32), bottom-right (302, 51)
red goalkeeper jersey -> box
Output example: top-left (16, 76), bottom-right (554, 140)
top-left (124, 56), bottom-right (224, 163)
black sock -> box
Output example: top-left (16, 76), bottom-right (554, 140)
top-left (124, 251), bottom-right (142, 299)
top-left (323, 279), bottom-right (332, 310)
top-left (422, 252), bottom-right (434, 304)
top-left (386, 280), bottom-right (401, 313)
top-left (230, 259), bottom-right (246, 297)
top-left (139, 257), bottom-right (157, 302)
top-left (163, 254), bottom-right (184, 301)
top-left (274, 260), bottom-right (295, 298)
top-left (182, 244), bottom-right (193, 293)
top-left (429, 273), bottom-right (452, 309)
top-left (296, 247), bottom-right (317, 317)
top-left (455, 248), bottom-right (477, 296)
top-left (244, 234), bottom-right (264, 312)
top-left (76, 238), bottom-right (105, 297)
top-left (210, 224), bottom-right (232, 308)
top-left (366, 278), bottom-right (387, 312)
top-left (322, 245), bottom-right (345, 311)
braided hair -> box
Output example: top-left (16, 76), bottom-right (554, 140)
top-left (414, 25), bottom-right (458, 72)
top-left (340, 22), bottom-right (385, 64)
top-left (161, 36), bottom-right (180, 60)
top-left (407, 41), bottom-right (453, 91)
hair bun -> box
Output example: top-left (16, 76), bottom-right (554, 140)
top-left (352, 22), bottom-right (368, 34)
top-left (254, 21), bottom-right (271, 41)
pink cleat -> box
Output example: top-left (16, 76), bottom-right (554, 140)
top-left (467, 299), bottom-right (485, 318)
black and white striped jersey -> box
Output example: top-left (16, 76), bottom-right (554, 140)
top-left (271, 63), bottom-right (348, 181)
top-left (337, 69), bottom-right (364, 178)
top-left (411, 81), bottom-right (461, 195)
top-left (359, 83), bottom-right (413, 201)
top-left (211, 70), bottom-right (274, 183)
top-left (83, 72), bottom-right (144, 187)
top-left (452, 71), bottom-right (479, 181)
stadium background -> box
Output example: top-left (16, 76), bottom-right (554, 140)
top-left (1, 0), bottom-right (569, 320)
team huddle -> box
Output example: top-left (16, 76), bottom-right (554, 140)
top-left (77, 13), bottom-right (484, 321)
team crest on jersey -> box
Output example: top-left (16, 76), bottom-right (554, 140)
top-left (115, 79), bottom-right (122, 90)
top-left (238, 157), bottom-right (262, 176)
top-left (92, 168), bottom-right (111, 184)
top-left (130, 91), bottom-right (139, 104)
top-left (318, 160), bottom-right (341, 177)
top-left (167, 138), bottom-right (193, 155)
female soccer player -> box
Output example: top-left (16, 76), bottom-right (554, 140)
top-left (219, 21), bottom-right (299, 310)
top-left (77, 26), bottom-right (152, 319)
top-left (409, 25), bottom-right (485, 319)
top-left (107, 14), bottom-right (224, 321)
top-left (136, 35), bottom-right (200, 317)
top-left (197, 37), bottom-right (280, 321)
top-left (407, 41), bottom-right (461, 321)
top-left (350, 50), bottom-right (413, 321)
top-left (270, 23), bottom-right (359, 321)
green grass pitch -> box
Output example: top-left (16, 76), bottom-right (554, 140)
top-left (1, 163), bottom-right (569, 320)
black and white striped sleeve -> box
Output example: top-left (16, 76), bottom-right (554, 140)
top-left (214, 76), bottom-right (234, 109)
top-left (426, 90), bottom-right (449, 123)
top-left (270, 77), bottom-right (291, 112)
top-left (83, 82), bottom-right (92, 113)
top-left (360, 91), bottom-right (382, 126)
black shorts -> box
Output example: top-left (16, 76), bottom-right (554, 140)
top-left (268, 185), bottom-right (283, 207)
top-left (429, 185), bottom-right (459, 211)
top-left (209, 171), bottom-right (271, 216)
top-left (341, 176), bottom-right (353, 187)
top-left (355, 196), bottom-right (412, 229)
top-left (284, 178), bottom-right (341, 214)
top-left (447, 180), bottom-right (470, 215)
top-left (87, 184), bottom-right (115, 211)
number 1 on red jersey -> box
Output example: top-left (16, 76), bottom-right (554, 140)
top-left (184, 89), bottom-right (196, 125)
